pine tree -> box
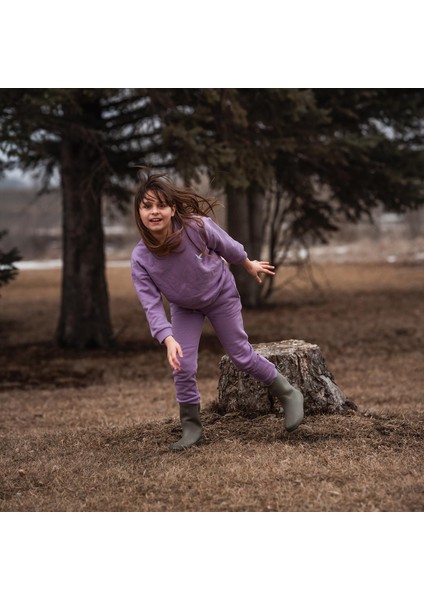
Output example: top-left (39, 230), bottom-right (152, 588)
top-left (1, 88), bottom-right (423, 332)
top-left (0, 89), bottom-right (234, 347)
top-left (201, 89), bottom-right (424, 305)
top-left (0, 89), bottom-right (167, 347)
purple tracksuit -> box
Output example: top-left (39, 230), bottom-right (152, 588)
top-left (131, 217), bottom-right (277, 404)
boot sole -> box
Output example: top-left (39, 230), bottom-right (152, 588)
top-left (170, 437), bottom-right (204, 451)
top-left (286, 421), bottom-right (303, 433)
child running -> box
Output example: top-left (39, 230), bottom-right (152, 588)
top-left (131, 170), bottom-right (304, 450)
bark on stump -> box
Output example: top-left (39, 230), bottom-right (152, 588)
top-left (215, 340), bottom-right (356, 417)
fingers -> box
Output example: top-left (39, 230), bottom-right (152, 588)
top-left (253, 261), bottom-right (275, 283)
top-left (168, 342), bottom-right (183, 371)
top-left (169, 354), bottom-right (181, 371)
top-left (169, 353), bottom-right (181, 371)
top-left (175, 343), bottom-right (183, 369)
top-left (259, 262), bottom-right (275, 275)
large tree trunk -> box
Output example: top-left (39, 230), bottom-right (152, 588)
top-left (56, 107), bottom-right (113, 349)
top-left (214, 340), bottom-right (357, 417)
top-left (226, 183), bottom-right (265, 307)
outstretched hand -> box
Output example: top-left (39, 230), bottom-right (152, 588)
top-left (242, 259), bottom-right (275, 284)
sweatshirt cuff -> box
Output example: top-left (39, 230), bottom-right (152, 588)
top-left (157, 326), bottom-right (173, 345)
top-left (234, 251), bottom-right (248, 264)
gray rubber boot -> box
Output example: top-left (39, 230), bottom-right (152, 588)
top-left (171, 403), bottom-right (203, 451)
top-left (268, 372), bottom-right (304, 432)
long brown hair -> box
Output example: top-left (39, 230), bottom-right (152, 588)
top-left (134, 168), bottom-right (220, 256)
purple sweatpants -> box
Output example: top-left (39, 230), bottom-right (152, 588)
top-left (170, 271), bottom-right (277, 404)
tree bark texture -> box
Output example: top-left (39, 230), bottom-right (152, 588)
top-left (215, 340), bottom-right (357, 417)
top-left (56, 108), bottom-right (113, 349)
top-left (226, 184), bottom-right (265, 308)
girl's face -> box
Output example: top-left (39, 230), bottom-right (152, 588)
top-left (139, 190), bottom-right (176, 242)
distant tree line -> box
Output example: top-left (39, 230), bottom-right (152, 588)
top-left (1, 89), bottom-right (423, 348)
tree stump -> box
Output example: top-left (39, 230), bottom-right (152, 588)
top-left (214, 340), bottom-right (357, 417)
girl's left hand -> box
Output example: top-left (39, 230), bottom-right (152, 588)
top-left (243, 259), bottom-right (275, 284)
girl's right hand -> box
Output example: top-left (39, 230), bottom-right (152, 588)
top-left (164, 336), bottom-right (184, 371)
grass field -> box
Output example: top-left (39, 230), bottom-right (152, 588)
top-left (1, 262), bottom-right (423, 511)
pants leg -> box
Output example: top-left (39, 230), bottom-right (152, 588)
top-left (205, 273), bottom-right (277, 386)
top-left (170, 304), bottom-right (205, 405)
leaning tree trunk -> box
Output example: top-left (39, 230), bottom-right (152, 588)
top-left (214, 340), bottom-right (357, 417)
top-left (56, 130), bottom-right (113, 349)
top-left (226, 183), bottom-right (265, 308)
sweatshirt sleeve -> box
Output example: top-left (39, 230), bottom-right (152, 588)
top-left (203, 217), bottom-right (248, 264)
top-left (131, 258), bottom-right (173, 344)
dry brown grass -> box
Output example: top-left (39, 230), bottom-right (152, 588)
top-left (1, 263), bottom-right (423, 511)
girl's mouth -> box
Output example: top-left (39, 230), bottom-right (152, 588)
top-left (150, 218), bottom-right (162, 223)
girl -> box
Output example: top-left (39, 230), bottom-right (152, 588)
top-left (131, 171), bottom-right (304, 450)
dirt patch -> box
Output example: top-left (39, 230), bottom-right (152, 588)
top-left (1, 263), bottom-right (423, 511)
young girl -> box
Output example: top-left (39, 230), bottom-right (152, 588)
top-left (131, 171), bottom-right (304, 450)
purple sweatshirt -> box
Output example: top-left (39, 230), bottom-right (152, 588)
top-left (131, 216), bottom-right (247, 343)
